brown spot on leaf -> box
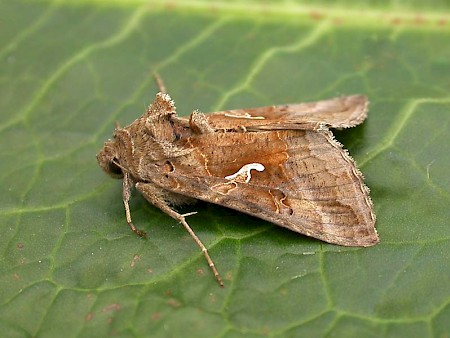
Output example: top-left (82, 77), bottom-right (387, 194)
top-left (151, 312), bottom-right (162, 321)
top-left (130, 254), bottom-right (140, 267)
top-left (260, 326), bottom-right (271, 336)
top-left (414, 15), bottom-right (425, 25)
top-left (332, 17), bottom-right (343, 25)
top-left (226, 271), bottom-right (233, 281)
top-left (165, 1), bottom-right (176, 10)
top-left (438, 18), bottom-right (448, 26)
top-left (85, 312), bottom-right (94, 321)
top-left (167, 298), bottom-right (182, 308)
top-left (391, 17), bottom-right (402, 25)
top-left (102, 303), bottom-right (121, 313)
top-left (309, 11), bottom-right (324, 21)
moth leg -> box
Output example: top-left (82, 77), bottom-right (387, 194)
top-left (135, 182), bottom-right (224, 287)
top-left (153, 72), bottom-right (167, 93)
top-left (122, 173), bottom-right (147, 237)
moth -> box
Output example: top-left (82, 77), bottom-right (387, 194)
top-left (97, 80), bottom-right (378, 287)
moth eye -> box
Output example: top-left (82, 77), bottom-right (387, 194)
top-left (108, 159), bottom-right (122, 176)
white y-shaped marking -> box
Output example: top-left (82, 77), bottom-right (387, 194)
top-left (225, 163), bottom-right (265, 183)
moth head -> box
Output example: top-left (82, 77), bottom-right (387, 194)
top-left (96, 139), bottom-right (124, 179)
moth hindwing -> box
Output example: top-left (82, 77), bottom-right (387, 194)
top-left (97, 89), bottom-right (378, 287)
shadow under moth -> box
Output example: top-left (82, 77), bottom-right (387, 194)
top-left (97, 81), bottom-right (378, 287)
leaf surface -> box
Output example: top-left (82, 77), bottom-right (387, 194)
top-left (1, 1), bottom-right (449, 337)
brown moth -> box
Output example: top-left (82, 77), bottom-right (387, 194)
top-left (97, 81), bottom-right (378, 287)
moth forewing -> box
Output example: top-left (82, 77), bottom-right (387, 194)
top-left (97, 90), bottom-right (378, 287)
top-left (151, 128), bottom-right (378, 247)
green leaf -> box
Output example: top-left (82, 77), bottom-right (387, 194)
top-left (1, 1), bottom-right (449, 337)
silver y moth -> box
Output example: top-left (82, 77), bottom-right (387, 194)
top-left (97, 83), bottom-right (378, 287)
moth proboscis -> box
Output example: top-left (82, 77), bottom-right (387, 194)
top-left (97, 78), bottom-right (378, 287)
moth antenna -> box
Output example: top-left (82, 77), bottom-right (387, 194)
top-left (153, 72), bottom-right (167, 94)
